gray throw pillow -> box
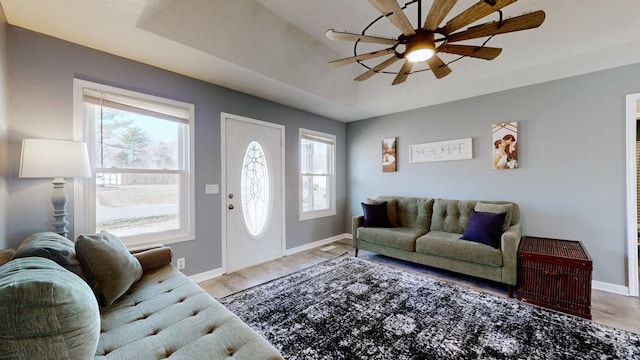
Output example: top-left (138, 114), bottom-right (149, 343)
top-left (475, 202), bottom-right (513, 232)
top-left (12, 231), bottom-right (87, 280)
top-left (0, 257), bottom-right (100, 359)
top-left (75, 231), bottom-right (143, 306)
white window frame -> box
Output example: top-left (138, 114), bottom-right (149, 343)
top-left (73, 79), bottom-right (195, 246)
top-left (299, 128), bottom-right (336, 221)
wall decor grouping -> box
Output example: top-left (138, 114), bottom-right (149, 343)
top-left (409, 138), bottom-right (473, 163)
top-left (382, 137), bottom-right (397, 172)
top-left (492, 122), bottom-right (518, 169)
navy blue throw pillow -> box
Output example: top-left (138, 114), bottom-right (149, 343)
top-left (460, 210), bottom-right (507, 248)
top-left (361, 202), bottom-right (391, 228)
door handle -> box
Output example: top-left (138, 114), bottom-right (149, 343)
top-left (228, 204), bottom-right (234, 210)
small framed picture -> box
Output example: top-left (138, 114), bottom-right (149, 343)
top-left (492, 122), bottom-right (518, 169)
top-left (382, 137), bottom-right (397, 172)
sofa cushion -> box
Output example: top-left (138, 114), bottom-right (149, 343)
top-left (416, 231), bottom-right (503, 266)
top-left (0, 257), bottom-right (100, 359)
top-left (11, 231), bottom-right (87, 280)
top-left (431, 199), bottom-right (475, 233)
top-left (357, 227), bottom-right (427, 251)
top-left (361, 202), bottom-right (391, 227)
top-left (96, 264), bottom-right (283, 359)
top-left (475, 202), bottom-right (513, 232)
top-left (461, 210), bottom-right (507, 248)
top-left (76, 231), bottom-right (143, 306)
top-left (378, 196), bottom-right (433, 230)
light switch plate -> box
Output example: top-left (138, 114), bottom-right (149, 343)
top-left (205, 184), bottom-right (219, 194)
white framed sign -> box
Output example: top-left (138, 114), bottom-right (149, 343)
top-left (409, 138), bottom-right (473, 163)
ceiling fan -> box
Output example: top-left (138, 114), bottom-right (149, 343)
top-left (326, 0), bottom-right (545, 85)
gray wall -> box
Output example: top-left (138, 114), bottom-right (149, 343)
top-left (0, 9), bottom-right (7, 249)
top-left (5, 26), bottom-right (347, 275)
top-left (347, 63), bottom-right (640, 287)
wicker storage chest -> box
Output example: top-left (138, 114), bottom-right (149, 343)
top-left (518, 236), bottom-right (592, 319)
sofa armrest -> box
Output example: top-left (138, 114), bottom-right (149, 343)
top-left (128, 244), bottom-right (165, 254)
top-left (352, 215), bottom-right (364, 248)
top-left (0, 248), bottom-right (15, 266)
top-left (500, 223), bottom-right (521, 286)
top-left (132, 246), bottom-right (173, 271)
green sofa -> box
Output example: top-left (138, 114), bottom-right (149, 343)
top-left (0, 232), bottom-right (283, 360)
top-left (353, 196), bottom-right (521, 296)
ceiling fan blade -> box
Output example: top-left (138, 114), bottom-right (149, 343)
top-left (329, 48), bottom-right (396, 67)
top-left (326, 29), bottom-right (397, 45)
top-left (443, 0), bottom-right (516, 34)
top-left (354, 55), bottom-right (401, 81)
top-left (437, 44), bottom-right (502, 60)
top-left (369, 0), bottom-right (416, 36)
top-left (427, 55), bottom-right (452, 79)
top-left (392, 60), bottom-right (414, 85)
top-left (423, 0), bottom-right (458, 31)
top-left (446, 10), bottom-right (545, 43)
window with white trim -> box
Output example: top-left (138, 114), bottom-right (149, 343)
top-left (74, 80), bottom-right (195, 245)
top-left (299, 128), bottom-right (336, 220)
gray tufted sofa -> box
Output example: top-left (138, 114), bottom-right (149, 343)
top-left (353, 196), bottom-right (521, 296)
top-left (0, 232), bottom-right (283, 360)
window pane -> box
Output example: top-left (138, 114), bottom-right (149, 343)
top-left (311, 176), bottom-right (329, 210)
top-left (302, 175), bottom-right (329, 212)
top-left (241, 141), bottom-right (270, 237)
top-left (93, 105), bottom-right (182, 170)
top-left (95, 173), bottom-right (179, 237)
top-left (301, 139), bottom-right (329, 175)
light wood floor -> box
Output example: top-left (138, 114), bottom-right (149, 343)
top-left (198, 238), bottom-right (640, 335)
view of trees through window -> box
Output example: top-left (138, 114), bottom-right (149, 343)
top-left (94, 106), bottom-right (183, 237)
top-left (301, 138), bottom-right (329, 212)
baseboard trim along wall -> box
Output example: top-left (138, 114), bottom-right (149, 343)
top-left (189, 233), bottom-right (351, 283)
top-left (189, 267), bottom-right (225, 283)
top-left (283, 233), bottom-right (351, 256)
top-left (189, 233), bottom-right (632, 296)
top-left (592, 280), bottom-right (629, 296)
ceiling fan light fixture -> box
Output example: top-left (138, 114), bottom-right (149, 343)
top-left (405, 33), bottom-right (436, 63)
top-left (406, 46), bottom-right (435, 62)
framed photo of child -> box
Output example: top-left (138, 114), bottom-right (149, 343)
top-left (492, 122), bottom-right (518, 169)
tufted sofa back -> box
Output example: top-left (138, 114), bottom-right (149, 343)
top-left (377, 196), bottom-right (434, 231)
top-left (376, 196), bottom-right (519, 233)
top-left (430, 199), bottom-right (519, 233)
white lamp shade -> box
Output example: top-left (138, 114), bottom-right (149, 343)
top-left (19, 139), bottom-right (92, 178)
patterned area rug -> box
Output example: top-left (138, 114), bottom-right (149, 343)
top-left (219, 254), bottom-right (640, 359)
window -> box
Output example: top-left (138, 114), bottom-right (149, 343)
top-left (74, 79), bottom-right (195, 245)
top-left (299, 128), bottom-right (336, 220)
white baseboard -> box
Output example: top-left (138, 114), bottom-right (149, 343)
top-left (284, 233), bottom-right (351, 256)
top-left (189, 267), bottom-right (224, 283)
top-left (188, 233), bottom-right (640, 299)
top-left (592, 280), bottom-right (631, 296)
top-left (190, 233), bottom-right (351, 283)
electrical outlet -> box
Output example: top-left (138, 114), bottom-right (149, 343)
top-left (177, 257), bottom-right (186, 271)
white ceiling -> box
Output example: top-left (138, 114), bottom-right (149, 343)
top-left (2, 0), bottom-right (640, 122)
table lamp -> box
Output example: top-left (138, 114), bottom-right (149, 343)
top-left (19, 139), bottom-right (92, 238)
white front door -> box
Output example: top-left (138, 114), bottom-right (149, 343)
top-left (222, 113), bottom-right (284, 273)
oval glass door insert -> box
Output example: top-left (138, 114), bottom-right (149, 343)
top-left (241, 141), bottom-right (271, 238)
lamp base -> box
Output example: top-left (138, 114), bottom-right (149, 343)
top-left (51, 177), bottom-right (69, 238)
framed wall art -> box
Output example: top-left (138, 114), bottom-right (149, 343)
top-left (382, 137), bottom-right (397, 172)
top-left (409, 138), bottom-right (472, 163)
top-left (492, 122), bottom-right (518, 169)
